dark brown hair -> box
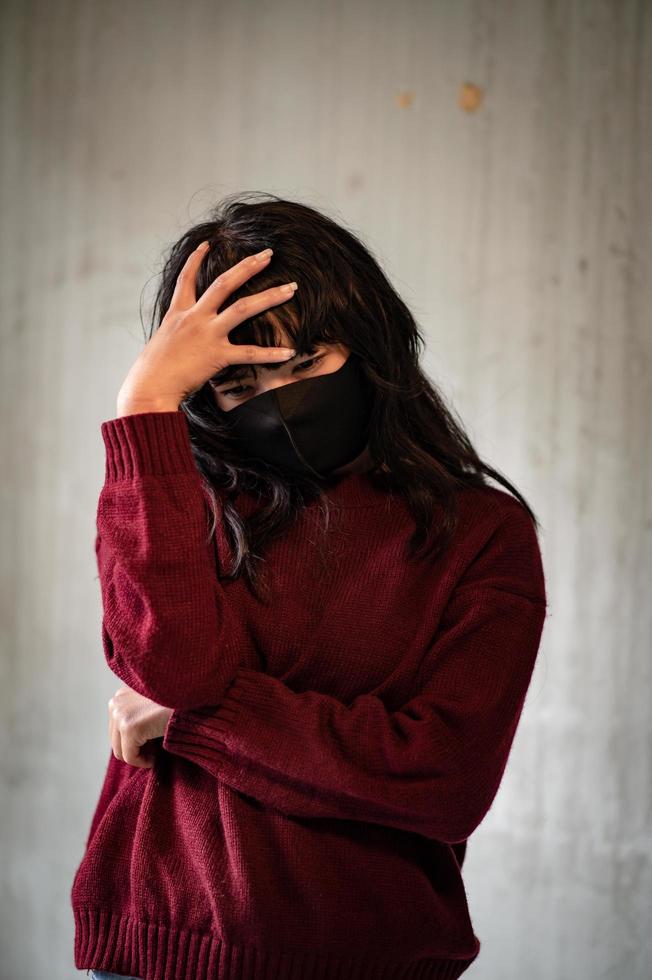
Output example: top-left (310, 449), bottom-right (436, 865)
top-left (143, 192), bottom-right (541, 600)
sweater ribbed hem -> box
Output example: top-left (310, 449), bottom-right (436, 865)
top-left (73, 906), bottom-right (479, 979)
top-left (100, 410), bottom-right (198, 481)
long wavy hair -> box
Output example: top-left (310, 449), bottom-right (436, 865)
top-left (143, 192), bottom-right (540, 601)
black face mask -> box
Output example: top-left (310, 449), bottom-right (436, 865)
top-left (220, 352), bottom-right (375, 481)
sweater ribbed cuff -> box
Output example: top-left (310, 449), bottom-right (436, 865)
top-left (100, 410), bottom-right (198, 481)
top-left (162, 667), bottom-right (264, 760)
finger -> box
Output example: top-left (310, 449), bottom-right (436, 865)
top-left (218, 343), bottom-right (298, 369)
top-left (216, 282), bottom-right (299, 341)
top-left (110, 713), bottom-right (124, 763)
top-left (108, 700), bottom-right (119, 759)
top-left (123, 735), bottom-right (154, 769)
top-left (169, 241), bottom-right (211, 312)
top-left (194, 248), bottom-right (274, 317)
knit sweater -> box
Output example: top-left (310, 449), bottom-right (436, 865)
top-left (70, 408), bottom-right (548, 980)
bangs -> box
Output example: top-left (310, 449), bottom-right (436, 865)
top-left (208, 304), bottom-right (344, 385)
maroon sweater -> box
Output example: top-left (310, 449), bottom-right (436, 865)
top-left (70, 409), bottom-right (547, 980)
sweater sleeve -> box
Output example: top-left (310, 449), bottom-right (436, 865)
top-left (162, 510), bottom-right (548, 843)
top-left (95, 409), bottom-right (243, 711)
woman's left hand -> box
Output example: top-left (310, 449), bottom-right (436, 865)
top-left (108, 686), bottom-right (174, 768)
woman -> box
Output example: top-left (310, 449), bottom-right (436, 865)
top-left (72, 193), bottom-right (548, 980)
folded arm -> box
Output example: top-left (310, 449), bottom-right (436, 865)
top-left (163, 511), bottom-right (548, 842)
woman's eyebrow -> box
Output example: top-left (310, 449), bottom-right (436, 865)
top-left (213, 347), bottom-right (322, 386)
top-left (212, 353), bottom-right (295, 387)
top-left (256, 351), bottom-right (301, 371)
top-left (250, 345), bottom-right (322, 371)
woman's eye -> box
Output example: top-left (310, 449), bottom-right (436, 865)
top-left (295, 354), bottom-right (325, 372)
top-left (223, 384), bottom-right (251, 398)
top-left (222, 354), bottom-right (325, 399)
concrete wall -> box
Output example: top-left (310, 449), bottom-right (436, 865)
top-left (1, 1), bottom-right (650, 977)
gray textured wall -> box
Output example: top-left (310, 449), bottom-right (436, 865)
top-left (1, 1), bottom-right (650, 978)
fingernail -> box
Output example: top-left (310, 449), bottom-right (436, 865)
top-left (255, 247), bottom-right (273, 261)
top-left (197, 241), bottom-right (210, 251)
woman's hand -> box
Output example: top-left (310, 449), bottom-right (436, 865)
top-left (108, 686), bottom-right (174, 768)
top-left (117, 243), bottom-right (299, 413)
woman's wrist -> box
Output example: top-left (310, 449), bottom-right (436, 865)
top-left (116, 391), bottom-right (181, 417)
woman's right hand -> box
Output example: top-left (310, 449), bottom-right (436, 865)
top-left (116, 243), bottom-right (299, 414)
